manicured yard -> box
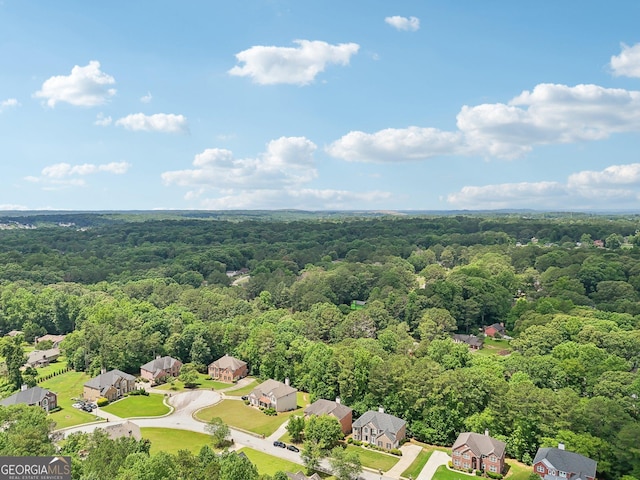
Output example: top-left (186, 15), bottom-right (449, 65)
top-left (504, 460), bottom-right (532, 480)
top-left (39, 371), bottom-right (97, 429)
top-left (35, 357), bottom-right (69, 379)
top-left (142, 427), bottom-right (213, 455)
top-left (402, 449), bottom-right (433, 479)
top-left (476, 337), bottom-right (512, 357)
top-left (222, 378), bottom-right (258, 396)
top-left (154, 373), bottom-right (217, 392)
top-left (432, 464), bottom-right (476, 480)
top-left (236, 447), bottom-right (305, 476)
top-left (101, 393), bottom-right (170, 418)
top-left (195, 399), bottom-right (305, 437)
top-left (345, 445), bottom-right (400, 472)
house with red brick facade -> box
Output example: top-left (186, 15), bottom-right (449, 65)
top-left (452, 431), bottom-right (506, 474)
top-left (304, 398), bottom-right (353, 434)
top-left (483, 323), bottom-right (506, 338)
top-left (140, 355), bottom-right (182, 384)
top-left (0, 385), bottom-right (57, 412)
top-left (208, 354), bottom-right (248, 383)
top-left (533, 445), bottom-right (597, 480)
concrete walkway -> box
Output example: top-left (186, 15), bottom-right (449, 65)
top-left (385, 443), bottom-right (423, 478)
top-left (416, 450), bottom-right (450, 480)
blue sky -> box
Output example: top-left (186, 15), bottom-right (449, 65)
top-left (2, 1), bottom-right (640, 211)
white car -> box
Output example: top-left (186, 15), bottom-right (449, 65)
top-left (72, 403), bottom-right (83, 409)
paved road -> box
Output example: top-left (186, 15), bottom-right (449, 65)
top-left (60, 390), bottom-right (442, 480)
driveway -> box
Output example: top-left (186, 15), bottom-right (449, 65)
top-left (416, 450), bottom-right (450, 480)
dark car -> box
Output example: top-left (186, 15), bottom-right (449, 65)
top-left (82, 405), bottom-right (93, 412)
top-left (287, 444), bottom-right (300, 452)
top-left (273, 441), bottom-right (286, 448)
top-left (241, 395), bottom-right (248, 401)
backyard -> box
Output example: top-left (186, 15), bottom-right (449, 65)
top-left (39, 371), bottom-right (97, 429)
top-left (101, 393), bottom-right (170, 418)
top-left (345, 444), bottom-right (400, 472)
top-left (141, 427), bottom-right (213, 455)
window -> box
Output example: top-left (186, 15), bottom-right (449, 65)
top-left (490, 455), bottom-right (497, 462)
top-left (454, 460), bottom-right (461, 466)
top-left (371, 429), bottom-right (376, 436)
top-left (464, 463), bottom-right (470, 469)
top-left (386, 443), bottom-right (391, 449)
top-left (537, 466), bottom-right (545, 473)
top-left (463, 453), bottom-right (470, 459)
top-left (551, 471), bottom-right (556, 476)
top-left (454, 451), bottom-right (461, 456)
top-left (377, 441), bottom-right (382, 447)
top-left (490, 466), bottom-right (497, 473)
top-left (560, 472), bottom-right (567, 478)
top-left (364, 427), bottom-right (369, 434)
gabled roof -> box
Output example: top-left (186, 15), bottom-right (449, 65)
top-left (0, 386), bottom-right (54, 406)
top-left (26, 348), bottom-right (60, 365)
top-left (36, 334), bottom-right (66, 345)
top-left (452, 432), bottom-right (506, 459)
top-left (353, 410), bottom-right (406, 437)
top-left (484, 323), bottom-right (506, 333)
top-left (533, 448), bottom-right (597, 480)
top-left (209, 354), bottom-right (247, 371)
top-left (250, 379), bottom-right (297, 400)
top-left (304, 399), bottom-right (352, 420)
top-left (287, 472), bottom-right (322, 480)
top-left (102, 420), bottom-right (142, 440)
top-left (453, 334), bottom-right (484, 348)
top-left (140, 356), bottom-right (181, 374)
top-left (84, 369), bottom-right (136, 394)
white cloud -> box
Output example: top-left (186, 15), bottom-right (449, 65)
top-left (198, 188), bottom-right (393, 210)
top-left (162, 136), bottom-right (317, 189)
top-left (33, 61), bottom-right (116, 107)
top-left (115, 113), bottom-right (188, 134)
top-left (0, 204), bottom-right (29, 211)
top-left (327, 126), bottom-right (465, 162)
top-left (385, 16), bottom-right (420, 31)
top-left (228, 39), bottom-right (360, 85)
top-left (447, 162), bottom-right (640, 209)
top-left (94, 113), bottom-right (113, 126)
top-left (328, 83), bottom-right (640, 162)
top-left (140, 92), bottom-right (153, 103)
top-left (26, 161), bottom-right (130, 188)
top-left (0, 98), bottom-right (20, 112)
top-left (610, 43), bottom-right (640, 78)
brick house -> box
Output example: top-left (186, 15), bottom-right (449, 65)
top-left (452, 431), bottom-right (506, 474)
top-left (304, 398), bottom-right (353, 434)
top-left (533, 445), bottom-right (597, 480)
top-left (0, 385), bottom-right (57, 412)
top-left (352, 409), bottom-right (406, 450)
top-left (483, 323), bottom-right (506, 338)
top-left (248, 379), bottom-right (297, 412)
top-left (83, 369), bottom-right (136, 402)
top-left (140, 355), bottom-right (182, 384)
top-left (208, 354), bottom-right (248, 383)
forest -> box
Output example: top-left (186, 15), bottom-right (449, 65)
top-left (0, 212), bottom-right (638, 480)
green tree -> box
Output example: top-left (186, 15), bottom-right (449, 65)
top-left (286, 415), bottom-right (306, 444)
top-left (304, 415), bottom-right (344, 452)
top-left (218, 451), bottom-right (259, 480)
top-left (329, 446), bottom-right (362, 480)
top-left (0, 336), bottom-right (25, 390)
top-left (205, 417), bottom-right (231, 449)
top-left (301, 441), bottom-right (322, 474)
top-left (0, 404), bottom-right (55, 456)
top-left (179, 363), bottom-right (200, 389)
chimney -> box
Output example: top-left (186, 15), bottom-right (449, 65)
top-left (378, 406), bottom-right (384, 414)
top-left (558, 443), bottom-right (565, 450)
top-left (101, 367), bottom-right (106, 375)
top-left (335, 396), bottom-right (341, 404)
top-left (485, 429), bottom-right (489, 437)
top-left (21, 384), bottom-right (28, 391)
top-left (285, 377), bottom-right (290, 386)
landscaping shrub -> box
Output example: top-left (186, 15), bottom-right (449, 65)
top-left (487, 473), bottom-right (503, 479)
top-left (476, 470), bottom-right (483, 476)
top-left (390, 448), bottom-right (402, 456)
top-left (263, 407), bottom-right (277, 416)
top-left (97, 397), bottom-right (109, 407)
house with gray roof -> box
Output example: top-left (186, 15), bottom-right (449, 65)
top-left (287, 472), bottom-right (321, 480)
top-left (452, 431), bottom-right (506, 474)
top-left (248, 379), bottom-right (297, 412)
top-left (453, 334), bottom-right (484, 350)
top-left (0, 385), bottom-right (57, 412)
top-left (352, 408), bottom-right (406, 450)
top-left (83, 369), bottom-right (136, 402)
top-left (25, 347), bottom-right (60, 368)
top-left (140, 355), bottom-right (182, 384)
top-left (101, 420), bottom-right (142, 441)
top-left (304, 398), bottom-right (353, 434)
top-left (208, 354), bottom-right (248, 383)
top-left (533, 445), bottom-right (597, 480)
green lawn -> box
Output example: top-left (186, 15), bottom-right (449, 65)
top-left (402, 449), bottom-right (432, 479)
top-left (35, 357), bottom-right (69, 380)
top-left (476, 337), bottom-right (512, 357)
top-left (101, 393), bottom-right (170, 418)
top-left (222, 378), bottom-right (258, 396)
top-left (432, 464), bottom-right (475, 480)
top-left (345, 445), bottom-right (400, 472)
top-left (142, 427), bottom-right (213, 455)
top-left (505, 460), bottom-right (532, 480)
top-left (237, 447), bottom-right (305, 476)
top-left (154, 373), bottom-right (217, 392)
top-left (195, 399), bottom-right (305, 437)
top-left (39, 371), bottom-right (98, 429)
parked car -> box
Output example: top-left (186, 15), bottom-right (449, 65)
top-left (273, 441), bottom-right (286, 448)
top-left (241, 395), bottom-right (248, 400)
top-left (72, 403), bottom-right (83, 409)
top-left (82, 405), bottom-right (93, 412)
top-left (287, 444), bottom-right (300, 452)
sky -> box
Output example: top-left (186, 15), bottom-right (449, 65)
top-left (2, 1), bottom-right (640, 212)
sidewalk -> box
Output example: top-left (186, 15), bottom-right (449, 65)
top-left (416, 450), bottom-right (450, 480)
top-left (385, 444), bottom-right (423, 478)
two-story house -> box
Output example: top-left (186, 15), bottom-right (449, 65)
top-left (533, 445), bottom-right (597, 480)
top-left (352, 409), bottom-right (406, 450)
top-left (452, 431), bottom-right (506, 474)
top-left (248, 379), bottom-right (297, 412)
top-left (83, 369), bottom-right (136, 402)
top-left (304, 398), bottom-right (353, 434)
top-left (0, 385), bottom-right (57, 412)
top-left (208, 354), bottom-right (248, 383)
top-left (140, 355), bottom-right (182, 384)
